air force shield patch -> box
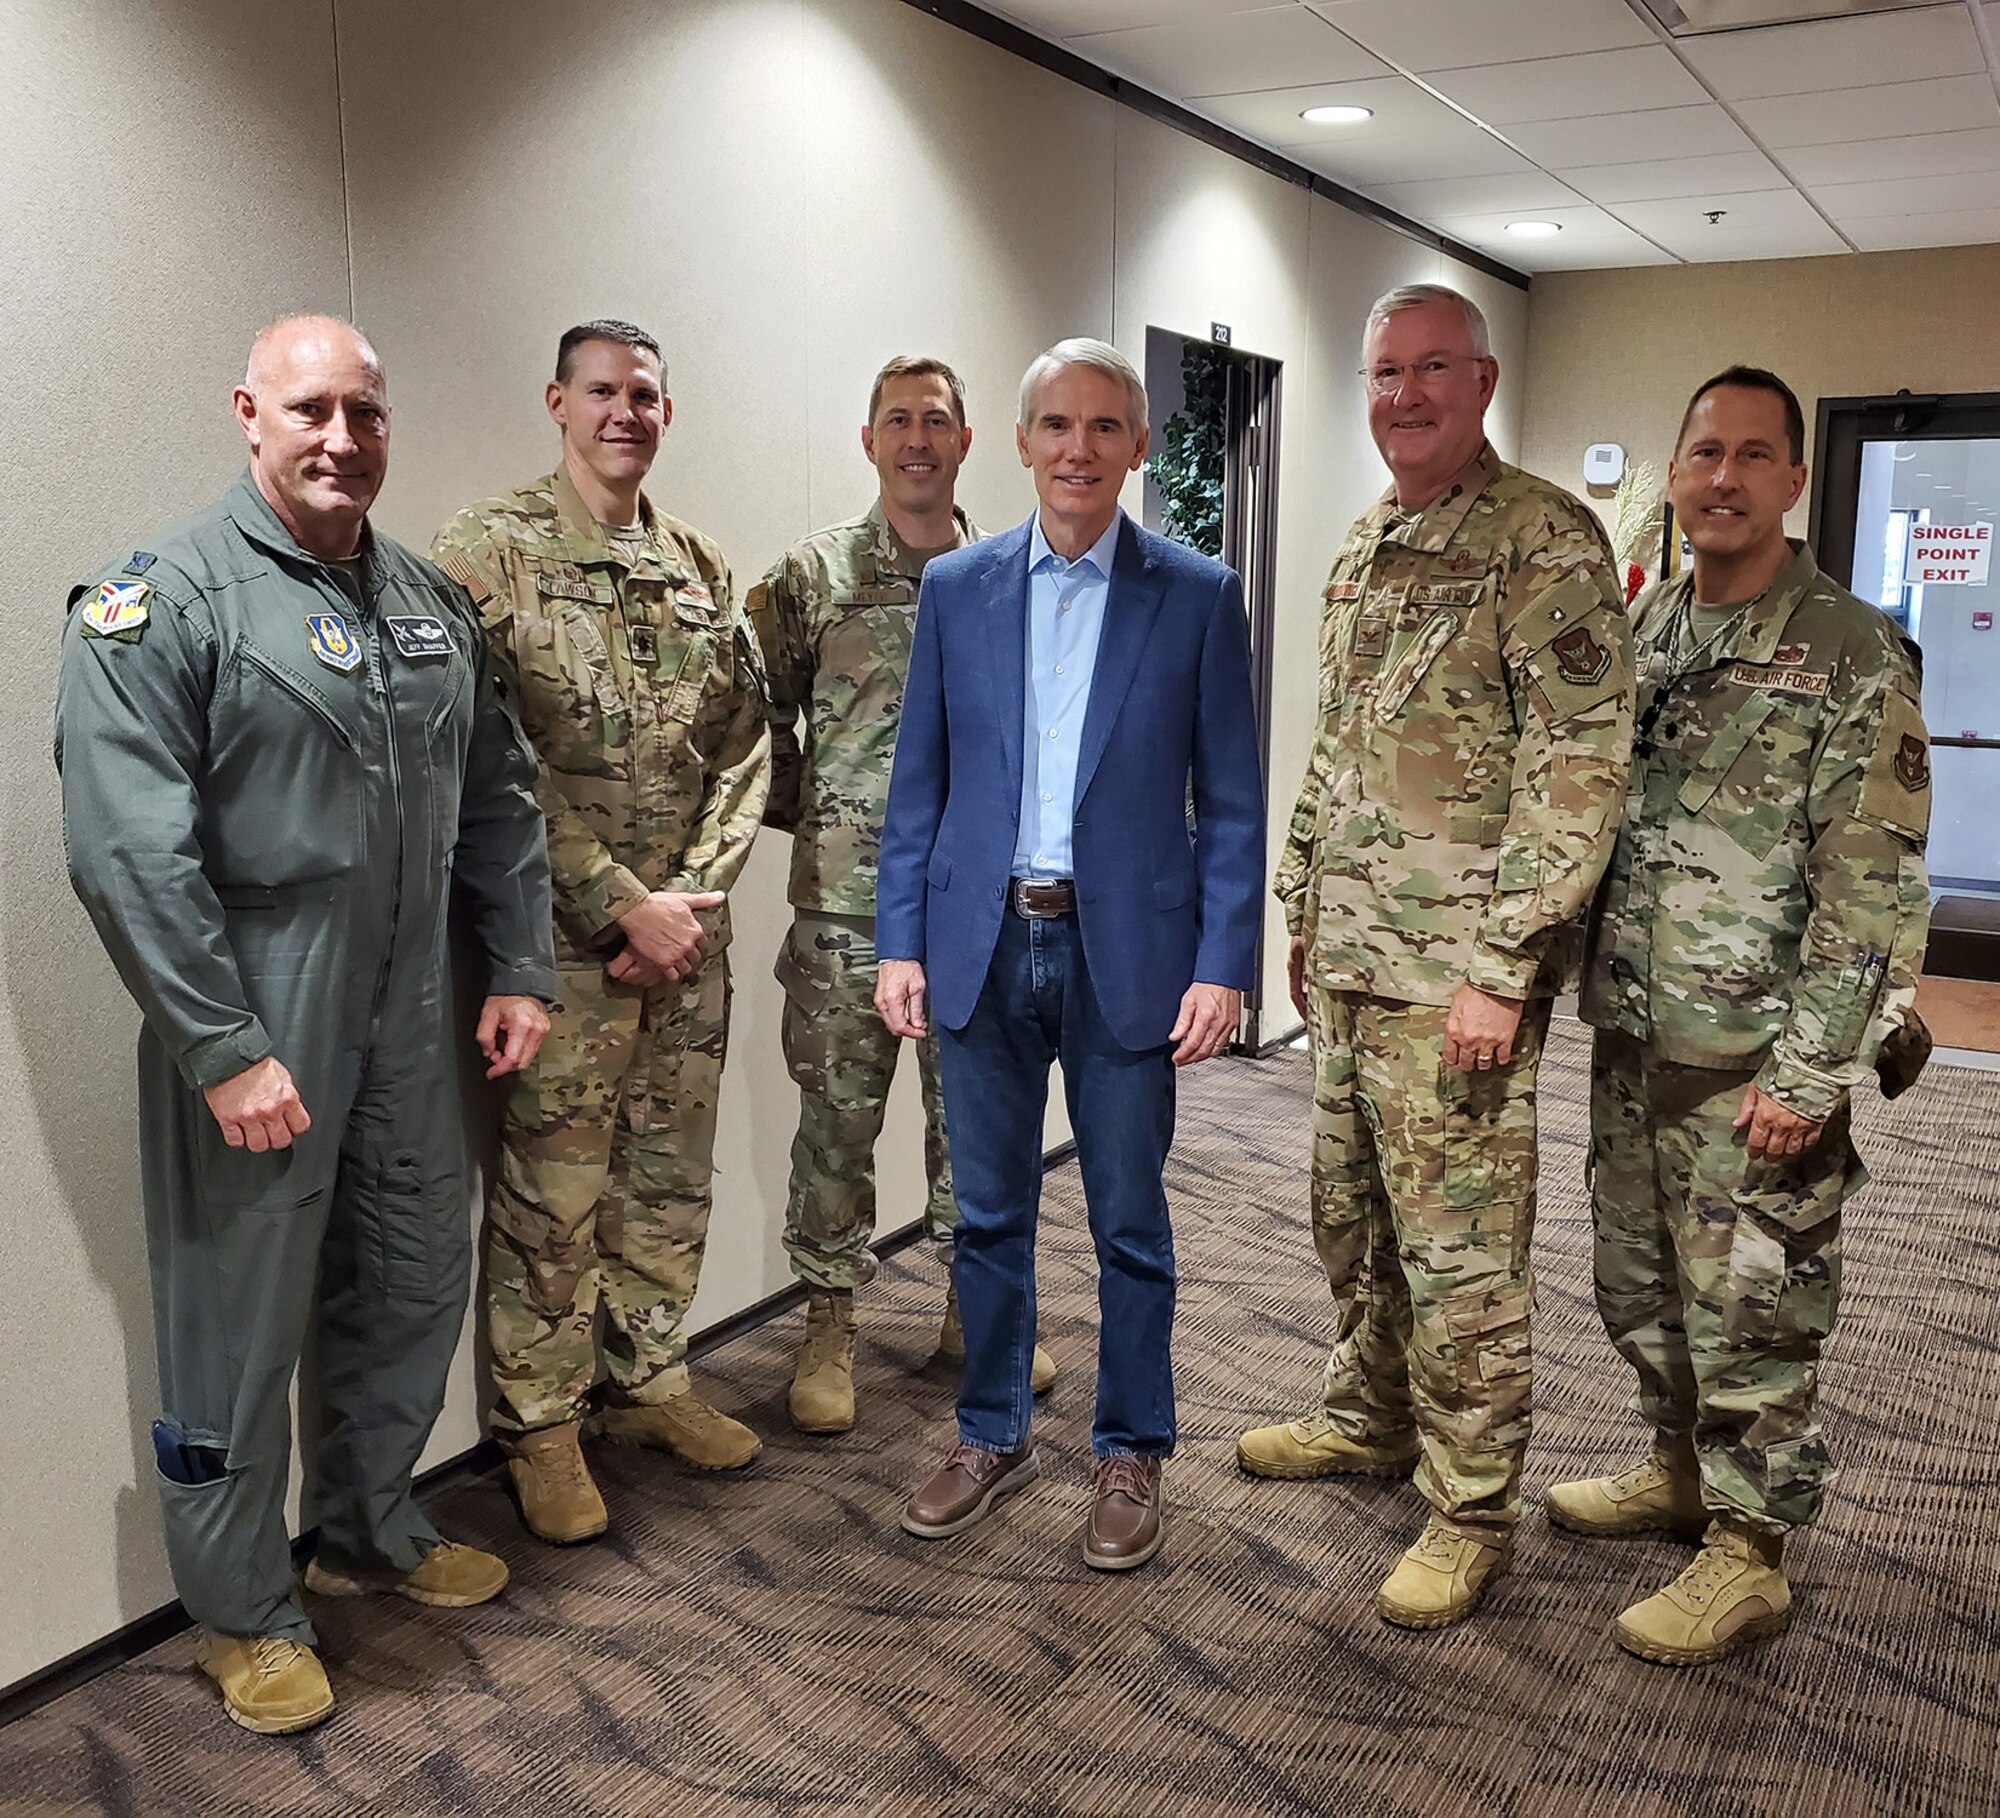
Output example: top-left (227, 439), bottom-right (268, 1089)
top-left (81, 579), bottom-right (152, 641)
top-left (306, 610), bottom-right (362, 673)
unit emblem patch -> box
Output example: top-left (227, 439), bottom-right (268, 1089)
top-left (1894, 733), bottom-right (1930, 792)
top-left (81, 579), bottom-right (152, 640)
top-left (306, 610), bottom-right (362, 673)
top-left (1551, 624), bottom-right (1610, 685)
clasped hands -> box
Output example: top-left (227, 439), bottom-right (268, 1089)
top-left (609, 888), bottom-right (725, 986)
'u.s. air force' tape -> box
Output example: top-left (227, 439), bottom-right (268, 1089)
top-left (385, 614), bottom-right (452, 660)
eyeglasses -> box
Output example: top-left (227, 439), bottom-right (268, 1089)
top-left (1358, 356), bottom-right (1485, 396)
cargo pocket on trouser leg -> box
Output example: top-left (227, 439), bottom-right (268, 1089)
top-left (605, 956), bottom-right (729, 1399)
top-left (1708, 1143), bottom-right (1846, 1531)
top-left (1432, 1271), bottom-right (1535, 1520)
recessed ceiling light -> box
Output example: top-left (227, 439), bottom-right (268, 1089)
top-left (1300, 104), bottom-right (1373, 125)
top-left (1505, 221), bottom-right (1562, 238)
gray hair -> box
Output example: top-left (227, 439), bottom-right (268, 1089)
top-left (1017, 337), bottom-right (1148, 431)
top-left (1362, 284), bottom-right (1491, 360)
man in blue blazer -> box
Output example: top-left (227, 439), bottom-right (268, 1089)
top-left (874, 338), bottom-right (1264, 1570)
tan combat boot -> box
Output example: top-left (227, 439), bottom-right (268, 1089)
top-left (503, 1421), bottom-right (608, 1544)
top-left (1236, 1409), bottom-right (1419, 1480)
top-left (790, 1289), bottom-right (858, 1434)
top-left (939, 1279), bottom-right (1057, 1394)
top-left (194, 1631), bottom-right (334, 1735)
top-left (1614, 1518), bottom-right (1791, 1666)
top-left (1375, 1519), bottom-right (1511, 1629)
top-left (1547, 1435), bottom-right (1706, 1539)
top-left (598, 1388), bottom-right (761, 1470)
top-left (304, 1540), bottom-right (509, 1607)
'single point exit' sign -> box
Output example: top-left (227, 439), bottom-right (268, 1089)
top-left (1908, 521), bottom-right (1992, 586)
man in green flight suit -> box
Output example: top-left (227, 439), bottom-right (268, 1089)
top-left (56, 315), bottom-right (557, 1736)
top-left (433, 320), bottom-right (771, 1547)
top-left (748, 357), bottom-right (1058, 1434)
top-left (1554, 366), bottom-right (1933, 1665)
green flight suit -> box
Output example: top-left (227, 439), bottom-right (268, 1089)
top-left (55, 471), bottom-right (556, 1644)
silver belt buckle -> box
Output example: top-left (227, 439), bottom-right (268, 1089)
top-left (1012, 879), bottom-right (1067, 919)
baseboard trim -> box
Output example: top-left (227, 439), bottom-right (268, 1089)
top-left (0, 1140), bottom-right (1079, 1728)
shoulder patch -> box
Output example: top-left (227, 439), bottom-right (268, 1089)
top-left (434, 547), bottom-right (490, 605)
top-left (124, 551), bottom-right (157, 575)
top-left (1551, 623), bottom-right (1611, 686)
top-left (80, 579), bottom-right (151, 641)
top-left (1894, 732), bottom-right (1929, 792)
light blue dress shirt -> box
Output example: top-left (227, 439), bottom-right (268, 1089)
top-left (1012, 510), bottom-right (1122, 878)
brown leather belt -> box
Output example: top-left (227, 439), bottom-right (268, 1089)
top-left (1009, 877), bottom-right (1076, 919)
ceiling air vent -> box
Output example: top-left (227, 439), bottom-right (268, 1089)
top-left (1635, 0), bottom-right (1951, 33)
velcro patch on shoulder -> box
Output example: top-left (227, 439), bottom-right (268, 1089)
top-left (1729, 662), bottom-right (1829, 698)
top-left (80, 579), bottom-right (151, 641)
top-left (434, 548), bottom-right (490, 605)
top-left (1857, 684), bottom-right (1930, 841)
top-left (1551, 623), bottom-right (1611, 685)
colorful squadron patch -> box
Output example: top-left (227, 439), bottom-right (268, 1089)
top-left (1551, 623), bottom-right (1611, 686)
top-left (305, 610), bottom-right (362, 673)
top-left (80, 579), bottom-right (151, 641)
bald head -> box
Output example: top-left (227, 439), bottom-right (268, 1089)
top-left (243, 314), bottom-right (382, 392)
top-left (233, 314), bottom-right (390, 560)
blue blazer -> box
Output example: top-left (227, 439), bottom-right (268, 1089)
top-left (876, 513), bottom-right (1265, 1052)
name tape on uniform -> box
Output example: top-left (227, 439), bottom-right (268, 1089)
top-left (536, 573), bottom-right (617, 606)
top-left (385, 614), bottom-right (453, 660)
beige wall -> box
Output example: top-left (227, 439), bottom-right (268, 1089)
top-left (1522, 245), bottom-right (2000, 524)
top-left (0, 0), bottom-right (1528, 1686)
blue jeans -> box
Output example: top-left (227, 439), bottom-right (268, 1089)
top-left (935, 911), bottom-right (1178, 1458)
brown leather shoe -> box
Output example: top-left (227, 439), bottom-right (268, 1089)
top-left (900, 1441), bottom-right (1041, 1540)
top-left (1084, 1453), bottom-right (1164, 1571)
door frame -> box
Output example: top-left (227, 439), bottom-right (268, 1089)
top-left (1808, 389), bottom-right (2000, 590)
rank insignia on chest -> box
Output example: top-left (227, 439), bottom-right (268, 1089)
top-left (385, 614), bottom-right (452, 660)
top-left (1353, 616), bottom-right (1388, 659)
top-left (1894, 733), bottom-right (1930, 792)
top-left (80, 579), bottom-right (151, 640)
top-left (628, 624), bottom-right (659, 664)
top-left (306, 610), bottom-right (362, 673)
top-left (672, 582), bottom-right (720, 627)
top-left (1727, 662), bottom-right (1829, 698)
top-left (1551, 624), bottom-right (1611, 685)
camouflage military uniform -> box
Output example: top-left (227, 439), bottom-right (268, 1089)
top-left (1276, 443), bottom-right (1634, 1529)
top-left (1579, 542), bottom-right (1931, 1533)
top-left (747, 502), bottom-right (977, 1290)
top-left (433, 467), bottom-right (770, 1432)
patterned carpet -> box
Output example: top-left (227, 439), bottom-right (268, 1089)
top-left (8, 1020), bottom-right (1999, 1817)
